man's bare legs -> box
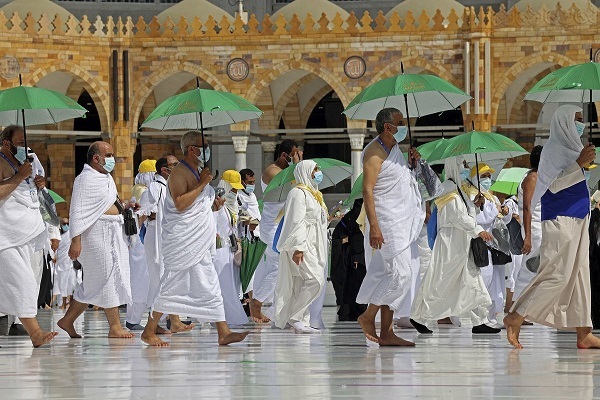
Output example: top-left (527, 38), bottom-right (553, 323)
top-left (20, 317), bottom-right (57, 348)
top-left (504, 289), bottom-right (514, 314)
top-left (576, 328), bottom-right (600, 349)
top-left (57, 299), bottom-right (87, 338)
top-left (105, 307), bottom-right (134, 338)
top-left (141, 311), bottom-right (169, 347)
top-left (357, 304), bottom-right (381, 343)
top-left (249, 298), bottom-right (270, 323)
top-left (504, 312), bottom-right (524, 348)
top-left (379, 306), bottom-right (415, 346)
top-left (215, 321), bottom-right (249, 345)
top-left (168, 315), bottom-right (194, 333)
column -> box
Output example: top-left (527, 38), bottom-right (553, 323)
top-left (260, 139), bottom-right (277, 173)
top-left (232, 135), bottom-right (249, 171)
top-left (348, 131), bottom-right (366, 184)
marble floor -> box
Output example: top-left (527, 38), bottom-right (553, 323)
top-left (1, 308), bottom-right (600, 399)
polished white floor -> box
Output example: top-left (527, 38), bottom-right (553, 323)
top-left (1, 308), bottom-right (600, 399)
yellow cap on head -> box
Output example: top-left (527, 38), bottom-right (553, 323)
top-left (470, 163), bottom-right (495, 178)
top-left (222, 170), bottom-right (245, 190)
top-left (138, 159), bottom-right (157, 173)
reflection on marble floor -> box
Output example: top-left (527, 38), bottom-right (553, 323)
top-left (2, 308), bottom-right (600, 399)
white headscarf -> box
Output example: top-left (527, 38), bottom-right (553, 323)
top-left (294, 160), bottom-right (327, 211)
top-left (293, 159), bottom-right (318, 188)
top-left (134, 171), bottom-right (155, 188)
top-left (532, 104), bottom-right (583, 208)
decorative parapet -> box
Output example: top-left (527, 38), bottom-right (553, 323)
top-left (0, 3), bottom-right (595, 38)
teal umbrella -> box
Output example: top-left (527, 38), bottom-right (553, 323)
top-left (0, 75), bottom-right (88, 161)
top-left (489, 168), bottom-right (529, 195)
top-left (240, 236), bottom-right (267, 293)
top-left (343, 62), bottom-right (471, 146)
top-left (417, 138), bottom-right (449, 160)
top-left (141, 78), bottom-right (262, 164)
top-left (47, 189), bottom-right (66, 204)
top-left (263, 158), bottom-right (352, 203)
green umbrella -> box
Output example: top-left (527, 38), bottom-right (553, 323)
top-left (343, 63), bottom-right (471, 146)
top-left (0, 75), bottom-right (88, 159)
top-left (426, 130), bottom-right (529, 166)
top-left (263, 158), bottom-right (352, 203)
top-left (525, 50), bottom-right (600, 141)
top-left (416, 138), bottom-right (449, 160)
top-left (141, 78), bottom-right (262, 163)
top-left (47, 189), bottom-right (66, 204)
top-left (240, 236), bottom-right (267, 293)
top-left (342, 173), bottom-right (363, 207)
top-left (489, 167), bottom-right (529, 195)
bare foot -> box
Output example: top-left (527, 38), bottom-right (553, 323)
top-left (357, 313), bottom-right (379, 344)
top-left (170, 321), bottom-right (195, 333)
top-left (31, 330), bottom-right (58, 348)
top-left (437, 317), bottom-right (452, 325)
top-left (156, 326), bottom-right (171, 335)
top-left (577, 333), bottom-right (600, 349)
top-left (57, 318), bottom-right (82, 338)
top-left (218, 331), bottom-right (249, 345)
top-left (108, 327), bottom-right (135, 338)
top-left (141, 332), bottom-right (169, 347)
top-left (379, 331), bottom-right (415, 347)
top-left (504, 313), bottom-right (523, 349)
top-left (249, 299), bottom-right (270, 323)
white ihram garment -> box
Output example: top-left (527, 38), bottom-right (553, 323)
top-left (55, 231), bottom-right (77, 297)
top-left (0, 177), bottom-right (46, 318)
top-left (70, 164), bottom-right (131, 308)
top-left (356, 141), bottom-right (424, 311)
top-left (253, 177), bottom-right (285, 304)
top-left (153, 183), bottom-right (225, 322)
top-left (142, 176), bottom-right (167, 307)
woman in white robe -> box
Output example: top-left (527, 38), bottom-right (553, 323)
top-left (272, 160), bottom-right (328, 333)
top-left (411, 160), bottom-right (500, 333)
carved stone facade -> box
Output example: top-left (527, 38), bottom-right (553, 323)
top-left (0, 2), bottom-right (596, 211)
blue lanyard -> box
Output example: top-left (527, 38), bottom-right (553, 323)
top-left (0, 152), bottom-right (29, 183)
top-left (180, 160), bottom-right (201, 182)
top-left (376, 137), bottom-right (391, 155)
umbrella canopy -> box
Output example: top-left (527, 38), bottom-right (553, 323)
top-left (263, 158), bottom-right (352, 203)
top-left (240, 237), bottom-right (267, 293)
top-left (426, 130), bottom-right (529, 165)
top-left (141, 87), bottom-right (262, 131)
top-left (416, 138), bottom-right (449, 160)
top-left (0, 85), bottom-right (88, 126)
top-left (343, 73), bottom-right (471, 120)
top-left (342, 173), bottom-right (363, 207)
top-left (524, 61), bottom-right (600, 103)
top-left (47, 189), bottom-right (66, 204)
top-left (489, 167), bottom-right (530, 195)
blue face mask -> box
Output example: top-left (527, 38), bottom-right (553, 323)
top-left (61, 224), bottom-right (69, 232)
top-left (460, 168), bottom-right (471, 181)
top-left (10, 142), bottom-right (27, 164)
top-left (575, 121), bottom-right (586, 137)
top-left (312, 170), bottom-right (323, 186)
top-left (479, 177), bottom-right (492, 191)
top-left (102, 156), bottom-right (116, 173)
top-left (393, 125), bottom-right (408, 143)
top-left (244, 184), bottom-right (255, 194)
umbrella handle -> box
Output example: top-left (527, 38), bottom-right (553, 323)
top-left (212, 170), bottom-right (220, 181)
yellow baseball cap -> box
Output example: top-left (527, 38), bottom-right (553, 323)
top-left (138, 159), bottom-right (157, 173)
top-left (470, 163), bottom-right (495, 178)
top-left (222, 170), bottom-right (245, 190)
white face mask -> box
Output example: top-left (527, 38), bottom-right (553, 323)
top-left (244, 184), bottom-right (255, 194)
top-left (197, 147), bottom-right (210, 165)
top-left (575, 120), bottom-right (586, 137)
top-left (103, 156), bottom-right (116, 173)
top-left (225, 191), bottom-right (237, 208)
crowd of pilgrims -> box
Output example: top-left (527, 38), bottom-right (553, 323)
top-left (2, 104), bottom-right (600, 349)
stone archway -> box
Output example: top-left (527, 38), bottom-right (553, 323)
top-left (26, 61), bottom-right (110, 132)
top-left (130, 61), bottom-right (226, 131)
top-left (490, 52), bottom-right (575, 127)
top-left (300, 85), bottom-right (338, 128)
